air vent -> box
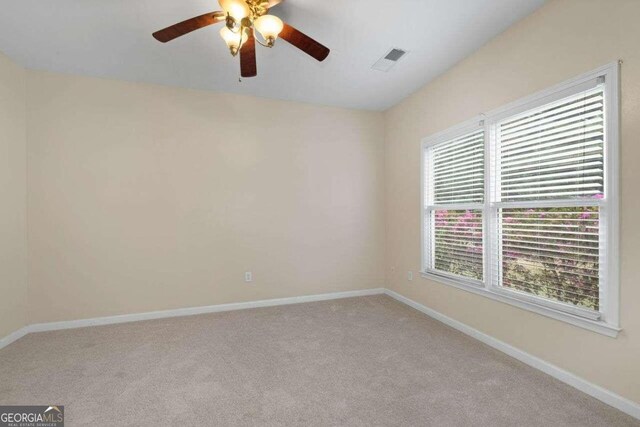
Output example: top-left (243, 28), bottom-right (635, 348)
top-left (385, 49), bottom-right (406, 61)
top-left (372, 48), bottom-right (408, 72)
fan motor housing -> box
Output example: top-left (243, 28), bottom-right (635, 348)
top-left (246, 0), bottom-right (270, 18)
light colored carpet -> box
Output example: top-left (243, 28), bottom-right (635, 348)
top-left (0, 295), bottom-right (637, 426)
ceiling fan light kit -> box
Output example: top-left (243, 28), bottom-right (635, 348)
top-left (152, 0), bottom-right (330, 78)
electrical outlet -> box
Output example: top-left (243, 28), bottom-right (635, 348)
top-left (245, 271), bottom-right (253, 283)
top-left (408, 271), bottom-right (413, 281)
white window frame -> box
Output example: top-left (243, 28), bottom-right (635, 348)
top-left (420, 63), bottom-right (620, 337)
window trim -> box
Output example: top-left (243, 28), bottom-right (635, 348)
top-left (420, 62), bottom-right (620, 338)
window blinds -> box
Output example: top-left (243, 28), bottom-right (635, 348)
top-left (432, 209), bottom-right (484, 281)
top-left (495, 83), bottom-right (605, 312)
top-left (431, 130), bottom-right (484, 204)
top-left (498, 207), bottom-right (600, 311)
top-left (498, 88), bottom-right (604, 201)
top-left (426, 129), bottom-right (485, 282)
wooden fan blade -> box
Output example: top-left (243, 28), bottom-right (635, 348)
top-left (240, 31), bottom-right (257, 78)
top-left (279, 24), bottom-right (330, 62)
top-left (153, 11), bottom-right (225, 43)
top-left (267, 0), bottom-right (285, 8)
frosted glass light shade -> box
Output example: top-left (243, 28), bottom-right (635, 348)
top-left (220, 27), bottom-right (250, 50)
top-left (254, 15), bottom-right (284, 41)
top-left (218, 0), bottom-right (250, 20)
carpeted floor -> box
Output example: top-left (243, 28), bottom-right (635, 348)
top-left (0, 295), bottom-right (637, 426)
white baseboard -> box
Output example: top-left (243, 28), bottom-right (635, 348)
top-left (384, 288), bottom-right (640, 421)
top-left (0, 288), bottom-right (384, 349)
top-left (0, 327), bottom-right (30, 351)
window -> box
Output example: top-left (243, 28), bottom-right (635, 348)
top-left (425, 129), bottom-right (485, 283)
top-left (421, 63), bottom-right (620, 336)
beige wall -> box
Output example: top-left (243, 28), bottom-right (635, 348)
top-left (385, 0), bottom-right (640, 404)
top-left (26, 71), bottom-right (385, 324)
top-left (0, 52), bottom-right (27, 338)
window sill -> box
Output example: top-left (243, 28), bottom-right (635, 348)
top-left (420, 271), bottom-right (621, 338)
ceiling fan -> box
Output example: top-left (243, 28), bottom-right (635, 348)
top-left (152, 0), bottom-right (330, 78)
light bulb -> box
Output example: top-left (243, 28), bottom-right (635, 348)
top-left (220, 27), bottom-right (250, 56)
top-left (218, 0), bottom-right (251, 21)
top-left (254, 15), bottom-right (284, 46)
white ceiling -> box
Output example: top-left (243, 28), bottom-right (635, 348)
top-left (0, 0), bottom-right (545, 111)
